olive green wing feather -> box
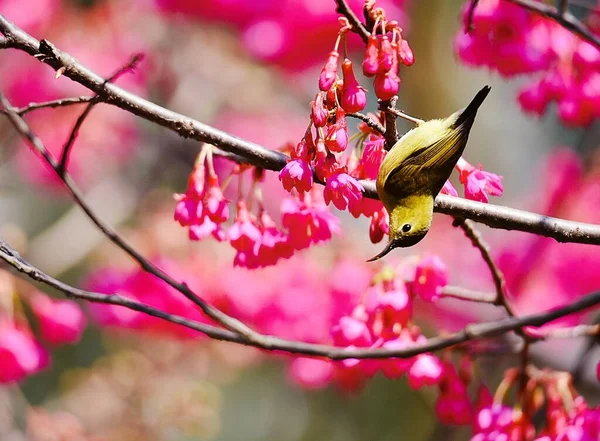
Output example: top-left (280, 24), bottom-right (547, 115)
top-left (383, 126), bottom-right (467, 196)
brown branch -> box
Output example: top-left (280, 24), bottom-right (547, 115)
top-left (1, 96), bottom-right (94, 116)
top-left (387, 106), bottom-right (424, 125)
top-left (441, 285), bottom-right (497, 303)
top-left (455, 219), bottom-right (514, 313)
top-left (334, 0), bottom-right (370, 43)
top-left (0, 92), bottom-right (266, 345)
top-left (558, 0), bottom-right (569, 15)
top-left (3, 237), bottom-right (600, 360)
top-left (57, 53), bottom-right (143, 175)
top-left (346, 112), bottom-right (386, 135)
top-left (380, 97), bottom-right (400, 151)
top-left (465, 0), bottom-right (481, 32)
top-left (2, 15), bottom-right (600, 245)
top-left (506, 0), bottom-right (600, 50)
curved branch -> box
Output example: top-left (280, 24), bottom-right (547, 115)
top-left (1, 15), bottom-right (600, 246)
top-left (506, 0), bottom-right (600, 50)
top-left (3, 237), bottom-right (600, 360)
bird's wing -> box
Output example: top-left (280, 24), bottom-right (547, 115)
top-left (384, 127), bottom-right (465, 195)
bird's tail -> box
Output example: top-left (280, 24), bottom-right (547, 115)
top-left (453, 85), bottom-right (491, 129)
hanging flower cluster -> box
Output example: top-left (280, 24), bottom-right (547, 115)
top-left (456, 0), bottom-right (600, 127)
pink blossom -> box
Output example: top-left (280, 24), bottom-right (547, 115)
top-left (398, 39), bottom-right (415, 66)
top-left (359, 136), bottom-right (386, 180)
top-left (518, 80), bottom-right (551, 116)
top-left (288, 358), bottom-right (333, 389)
top-left (311, 92), bottom-right (328, 127)
top-left (281, 192), bottom-right (341, 250)
top-left (407, 354), bottom-right (444, 389)
top-left (319, 50), bottom-right (340, 91)
top-left (228, 201), bottom-right (262, 252)
top-left (30, 294), bottom-right (86, 345)
top-left (378, 36), bottom-right (395, 72)
top-left (279, 159), bottom-right (314, 194)
top-left (363, 35), bottom-right (380, 76)
top-left (0, 319), bottom-right (48, 383)
top-left (411, 255), bottom-right (448, 303)
top-left (331, 316), bottom-right (372, 347)
top-left (378, 335), bottom-right (415, 379)
top-left (173, 194), bottom-right (202, 226)
top-left (369, 207), bottom-right (389, 244)
top-left (374, 70), bottom-right (400, 101)
top-left (457, 158), bottom-right (503, 203)
top-left (340, 59), bottom-right (367, 113)
top-left (440, 180), bottom-right (459, 197)
top-left (189, 216), bottom-right (225, 242)
top-left (323, 173), bottom-right (364, 211)
top-left (324, 110), bottom-right (349, 153)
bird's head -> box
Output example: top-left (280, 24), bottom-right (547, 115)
top-left (367, 195), bottom-right (433, 262)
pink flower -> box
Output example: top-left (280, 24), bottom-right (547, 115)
top-left (411, 255), bottom-right (448, 303)
top-left (518, 80), bottom-right (551, 116)
top-left (324, 110), bottom-right (349, 153)
top-left (457, 158), bottom-right (503, 203)
top-left (331, 316), bottom-right (372, 347)
top-left (311, 92), bottom-right (328, 127)
top-left (366, 285), bottom-right (412, 331)
top-left (279, 159), bottom-right (314, 194)
top-left (440, 180), bottom-right (459, 197)
top-left (288, 358), bottom-right (333, 389)
top-left (319, 50), bottom-right (340, 91)
top-left (378, 335), bottom-right (415, 379)
top-left (407, 354), bottom-right (444, 389)
top-left (374, 70), bottom-right (400, 101)
top-left (398, 39), bottom-right (415, 66)
top-left (363, 35), bottom-right (380, 76)
top-left (340, 59), bottom-right (367, 113)
top-left (0, 319), bottom-right (48, 383)
top-left (369, 207), bottom-right (389, 244)
top-left (323, 173), bottom-right (364, 211)
top-left (228, 201), bottom-right (262, 252)
top-left (173, 194), bottom-right (202, 226)
top-left (359, 136), bottom-right (386, 180)
top-left (30, 294), bottom-right (86, 345)
top-left (189, 216), bottom-right (225, 242)
top-left (378, 36), bottom-right (395, 72)
top-left (281, 192), bottom-right (341, 250)
top-left (204, 177), bottom-right (229, 223)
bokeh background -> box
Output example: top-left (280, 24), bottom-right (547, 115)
top-left (1, 0), bottom-right (600, 440)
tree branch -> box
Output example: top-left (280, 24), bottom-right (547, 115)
top-left (0, 96), bottom-right (94, 116)
top-left (346, 112), bottom-right (386, 135)
top-left (507, 0), bottom-right (600, 50)
top-left (334, 0), bottom-right (370, 43)
top-left (2, 236), bottom-right (600, 360)
top-left (2, 14), bottom-right (600, 246)
top-left (0, 92), bottom-right (267, 345)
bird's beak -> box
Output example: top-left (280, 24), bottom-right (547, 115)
top-left (366, 240), bottom-right (397, 262)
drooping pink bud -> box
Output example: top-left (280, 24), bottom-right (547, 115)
top-left (205, 176), bottom-right (229, 224)
top-left (319, 51), bottom-right (340, 91)
top-left (398, 39), bottom-right (415, 66)
top-left (311, 92), bottom-right (328, 127)
top-left (315, 153), bottom-right (345, 182)
top-left (340, 59), bottom-right (367, 113)
top-left (374, 71), bottom-right (400, 101)
top-left (291, 138), bottom-right (313, 162)
top-left (30, 295), bottom-right (86, 345)
top-left (324, 110), bottom-right (349, 153)
top-left (363, 35), bottom-right (380, 76)
top-left (279, 159), bottom-right (314, 194)
top-left (378, 36), bottom-right (394, 72)
top-left (518, 81), bottom-right (550, 116)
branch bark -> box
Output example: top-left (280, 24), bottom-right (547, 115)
top-left (1, 14), bottom-right (599, 247)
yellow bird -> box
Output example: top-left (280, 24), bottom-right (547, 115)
top-left (368, 86), bottom-right (491, 261)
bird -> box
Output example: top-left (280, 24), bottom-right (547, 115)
top-left (367, 85), bottom-right (491, 262)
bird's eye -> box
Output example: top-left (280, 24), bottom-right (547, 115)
top-left (402, 224), bottom-right (412, 233)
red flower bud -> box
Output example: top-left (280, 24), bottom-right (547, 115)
top-left (325, 110), bottom-right (349, 153)
top-left (319, 51), bottom-right (340, 91)
top-left (311, 92), bottom-right (328, 127)
top-left (374, 71), bottom-right (400, 100)
top-left (398, 39), bottom-right (414, 66)
top-left (341, 59), bottom-right (367, 113)
top-left (378, 36), bottom-right (394, 72)
top-left (363, 35), bottom-right (380, 77)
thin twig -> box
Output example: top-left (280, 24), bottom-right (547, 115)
top-left (334, 0), bottom-right (370, 43)
top-left (57, 53), bottom-right (143, 175)
top-left (507, 0), bottom-right (600, 50)
top-left (3, 237), bottom-right (600, 360)
top-left (380, 97), bottom-right (400, 151)
top-left (455, 219), bottom-right (515, 314)
top-left (558, 0), bottom-right (569, 16)
top-left (387, 106), bottom-right (425, 125)
top-left (1, 96), bottom-right (94, 116)
top-left (442, 285), bottom-right (497, 303)
top-left (2, 15), bottom-right (600, 245)
top-left (465, 0), bottom-right (481, 32)
top-left (0, 92), bottom-right (265, 345)
top-left (346, 112), bottom-right (386, 135)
